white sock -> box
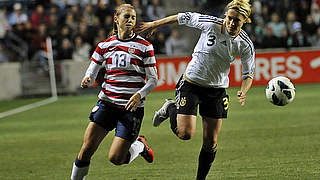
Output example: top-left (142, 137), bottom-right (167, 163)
top-left (71, 163), bottom-right (89, 180)
top-left (128, 140), bottom-right (145, 163)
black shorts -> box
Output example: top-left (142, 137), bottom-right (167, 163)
top-left (175, 75), bottom-right (229, 119)
top-left (89, 100), bottom-right (144, 142)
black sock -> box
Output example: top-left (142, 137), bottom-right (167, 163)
top-left (196, 145), bottom-right (217, 180)
top-left (75, 157), bottom-right (90, 168)
top-left (168, 104), bottom-right (178, 136)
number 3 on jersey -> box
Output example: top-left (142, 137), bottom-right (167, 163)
top-left (113, 53), bottom-right (128, 68)
top-left (207, 34), bottom-right (216, 46)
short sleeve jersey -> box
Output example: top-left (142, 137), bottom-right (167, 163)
top-left (178, 12), bottom-right (255, 88)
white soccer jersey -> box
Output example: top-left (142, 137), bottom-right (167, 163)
top-left (178, 12), bottom-right (255, 88)
top-left (85, 34), bottom-right (158, 107)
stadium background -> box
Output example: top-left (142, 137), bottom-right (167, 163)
top-left (0, 0), bottom-right (320, 179)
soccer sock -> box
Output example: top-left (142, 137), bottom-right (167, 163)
top-left (196, 144), bottom-right (217, 180)
top-left (168, 103), bottom-right (178, 136)
top-left (71, 157), bottom-right (90, 180)
top-left (127, 140), bottom-right (144, 163)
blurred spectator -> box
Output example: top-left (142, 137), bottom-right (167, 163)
top-left (47, 14), bottom-right (59, 38)
top-left (297, 0), bottom-right (311, 22)
top-left (8, 3), bottom-right (28, 26)
top-left (78, 23), bottom-right (94, 45)
top-left (253, 19), bottom-right (266, 48)
top-left (279, 28), bottom-right (290, 49)
top-left (286, 11), bottom-right (300, 35)
top-left (267, 12), bottom-right (286, 38)
top-left (0, 8), bottom-right (10, 41)
top-left (57, 38), bottom-right (73, 60)
top-left (165, 29), bottom-right (189, 56)
top-left (31, 5), bottom-right (49, 30)
top-left (58, 26), bottom-right (72, 45)
top-left (103, 15), bottom-right (113, 34)
top-left (303, 15), bottom-right (317, 36)
top-left (72, 36), bottom-right (91, 61)
top-left (149, 31), bottom-right (166, 54)
top-left (261, 4), bottom-right (270, 23)
top-left (290, 22), bottom-right (311, 47)
top-left (31, 23), bottom-right (48, 71)
top-left (69, 5), bottom-right (81, 22)
top-left (311, 26), bottom-right (320, 46)
top-left (132, 0), bottom-right (147, 22)
top-left (83, 4), bottom-right (100, 27)
top-left (95, 2), bottom-right (113, 25)
top-left (93, 28), bottom-right (107, 45)
top-left (311, 0), bottom-right (320, 25)
top-left (64, 12), bottom-right (78, 32)
top-left (261, 27), bottom-right (281, 48)
top-left (147, 0), bottom-right (166, 21)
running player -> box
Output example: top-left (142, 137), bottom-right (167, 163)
top-left (136, 0), bottom-right (255, 179)
top-left (70, 4), bottom-right (158, 180)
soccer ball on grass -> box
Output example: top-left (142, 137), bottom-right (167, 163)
top-left (265, 76), bottom-right (295, 106)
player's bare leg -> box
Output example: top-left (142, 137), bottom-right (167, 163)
top-left (196, 117), bottom-right (222, 180)
top-left (108, 136), bottom-right (154, 165)
top-left (71, 122), bottom-right (108, 180)
top-left (176, 114), bottom-right (197, 140)
top-left (152, 99), bottom-right (196, 140)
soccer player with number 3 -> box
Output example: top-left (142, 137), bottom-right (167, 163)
top-left (70, 4), bottom-right (158, 180)
top-left (137, 0), bottom-right (255, 179)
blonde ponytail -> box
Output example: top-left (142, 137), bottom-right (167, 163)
top-left (227, 0), bottom-right (252, 23)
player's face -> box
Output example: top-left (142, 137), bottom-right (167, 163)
top-left (225, 9), bottom-right (246, 36)
top-left (116, 8), bottom-right (136, 34)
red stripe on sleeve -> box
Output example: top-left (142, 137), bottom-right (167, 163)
top-left (91, 57), bottom-right (103, 65)
top-left (144, 63), bottom-right (156, 67)
top-left (144, 50), bottom-right (155, 58)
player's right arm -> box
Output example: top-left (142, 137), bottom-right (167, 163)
top-left (80, 61), bottom-right (101, 88)
top-left (81, 42), bottom-right (104, 88)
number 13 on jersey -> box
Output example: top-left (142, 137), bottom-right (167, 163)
top-left (112, 53), bottom-right (129, 68)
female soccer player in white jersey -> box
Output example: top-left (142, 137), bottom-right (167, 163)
top-left (70, 4), bottom-right (158, 180)
top-left (137, 0), bottom-right (255, 179)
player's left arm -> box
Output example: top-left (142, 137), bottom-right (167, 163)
top-left (125, 47), bottom-right (158, 111)
top-left (237, 77), bottom-right (253, 106)
top-left (125, 66), bottom-right (158, 111)
top-left (238, 40), bottom-right (255, 106)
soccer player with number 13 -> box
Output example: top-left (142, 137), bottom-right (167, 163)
top-left (70, 4), bottom-right (158, 180)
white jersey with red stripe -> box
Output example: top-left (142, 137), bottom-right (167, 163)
top-left (85, 33), bottom-right (158, 108)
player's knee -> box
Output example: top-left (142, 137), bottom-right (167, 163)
top-left (108, 155), bottom-right (124, 165)
top-left (108, 153), bottom-right (127, 166)
top-left (177, 130), bottom-right (194, 140)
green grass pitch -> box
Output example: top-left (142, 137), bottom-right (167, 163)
top-left (0, 84), bottom-right (319, 180)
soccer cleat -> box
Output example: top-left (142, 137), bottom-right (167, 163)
top-left (152, 99), bottom-right (175, 127)
top-left (137, 136), bottom-right (154, 163)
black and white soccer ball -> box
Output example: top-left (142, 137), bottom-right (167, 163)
top-left (265, 76), bottom-right (296, 106)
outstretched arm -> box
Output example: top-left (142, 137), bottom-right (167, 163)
top-left (136, 14), bottom-right (178, 35)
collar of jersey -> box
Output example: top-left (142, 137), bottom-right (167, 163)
top-left (116, 33), bottom-right (137, 42)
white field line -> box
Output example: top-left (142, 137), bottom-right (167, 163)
top-left (0, 96), bottom-right (57, 119)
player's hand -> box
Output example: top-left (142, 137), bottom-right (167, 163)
top-left (237, 91), bottom-right (246, 106)
top-left (135, 22), bottom-right (157, 38)
top-left (80, 77), bottom-right (91, 88)
top-left (125, 93), bottom-right (141, 112)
